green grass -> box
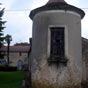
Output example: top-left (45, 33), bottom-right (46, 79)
top-left (0, 71), bottom-right (25, 88)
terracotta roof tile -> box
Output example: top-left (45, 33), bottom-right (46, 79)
top-left (0, 45), bottom-right (31, 52)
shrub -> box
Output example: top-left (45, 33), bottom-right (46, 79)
top-left (0, 65), bottom-right (17, 71)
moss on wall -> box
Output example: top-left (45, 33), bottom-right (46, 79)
top-left (32, 80), bottom-right (81, 88)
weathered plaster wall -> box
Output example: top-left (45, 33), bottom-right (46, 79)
top-left (4, 52), bottom-right (28, 66)
top-left (31, 10), bottom-right (83, 88)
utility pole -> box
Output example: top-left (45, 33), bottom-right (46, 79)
top-left (29, 38), bottom-right (32, 88)
top-left (23, 38), bottom-right (32, 88)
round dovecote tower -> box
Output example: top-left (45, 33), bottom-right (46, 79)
top-left (29, 0), bottom-right (85, 88)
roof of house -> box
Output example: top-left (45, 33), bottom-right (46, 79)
top-left (30, 0), bottom-right (85, 19)
top-left (0, 45), bottom-right (31, 52)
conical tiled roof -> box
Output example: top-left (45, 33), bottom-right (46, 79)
top-left (30, 0), bottom-right (85, 20)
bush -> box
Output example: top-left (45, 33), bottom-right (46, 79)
top-left (0, 65), bottom-right (17, 71)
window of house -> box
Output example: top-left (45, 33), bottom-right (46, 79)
top-left (50, 27), bottom-right (65, 61)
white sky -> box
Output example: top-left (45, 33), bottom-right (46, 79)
top-left (0, 0), bottom-right (88, 45)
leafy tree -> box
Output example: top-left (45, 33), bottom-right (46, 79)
top-left (14, 42), bottom-right (29, 46)
top-left (0, 7), bottom-right (6, 58)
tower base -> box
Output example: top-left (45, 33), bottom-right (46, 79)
top-left (32, 80), bottom-right (81, 88)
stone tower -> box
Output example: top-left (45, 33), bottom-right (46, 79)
top-left (29, 0), bottom-right (85, 88)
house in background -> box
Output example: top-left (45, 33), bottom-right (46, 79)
top-left (0, 45), bottom-right (31, 68)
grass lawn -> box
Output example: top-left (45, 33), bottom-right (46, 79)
top-left (0, 71), bottom-right (25, 88)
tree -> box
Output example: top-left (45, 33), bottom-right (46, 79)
top-left (0, 7), bottom-right (6, 59)
top-left (14, 42), bottom-right (29, 46)
top-left (5, 34), bottom-right (12, 65)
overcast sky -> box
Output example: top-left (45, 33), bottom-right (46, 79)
top-left (0, 0), bottom-right (88, 45)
